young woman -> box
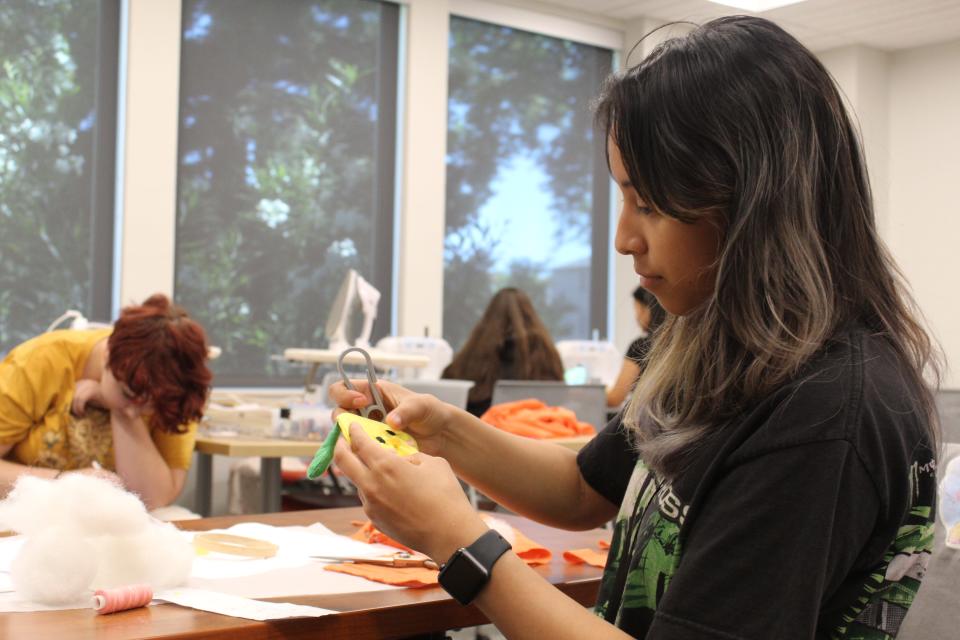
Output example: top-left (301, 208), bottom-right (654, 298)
top-left (0, 294), bottom-right (212, 509)
top-left (330, 16), bottom-right (939, 639)
top-left (442, 287), bottom-right (564, 417)
top-left (606, 286), bottom-right (666, 407)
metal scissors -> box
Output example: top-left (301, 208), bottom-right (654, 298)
top-left (311, 550), bottom-right (438, 570)
top-left (337, 347), bottom-right (387, 422)
top-left (307, 347), bottom-right (387, 479)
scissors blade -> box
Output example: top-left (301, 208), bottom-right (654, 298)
top-left (310, 554), bottom-right (438, 569)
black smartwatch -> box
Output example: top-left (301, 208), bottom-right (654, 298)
top-left (438, 529), bottom-right (512, 605)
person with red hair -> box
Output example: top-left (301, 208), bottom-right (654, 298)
top-left (0, 294), bottom-right (212, 509)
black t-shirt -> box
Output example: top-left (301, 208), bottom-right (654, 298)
top-left (625, 336), bottom-right (651, 364)
top-left (577, 327), bottom-right (937, 639)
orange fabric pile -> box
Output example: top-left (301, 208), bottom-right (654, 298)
top-left (480, 399), bottom-right (596, 439)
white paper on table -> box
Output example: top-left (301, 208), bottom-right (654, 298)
top-left (189, 522), bottom-right (397, 580)
top-left (156, 587), bottom-right (336, 620)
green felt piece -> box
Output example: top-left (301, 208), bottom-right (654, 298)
top-left (307, 424), bottom-right (342, 479)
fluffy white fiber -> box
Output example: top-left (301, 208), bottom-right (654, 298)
top-left (0, 474), bottom-right (193, 604)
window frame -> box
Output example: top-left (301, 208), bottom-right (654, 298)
top-left (92, 0), bottom-right (122, 321)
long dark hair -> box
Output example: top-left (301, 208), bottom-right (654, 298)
top-left (633, 286), bottom-right (666, 334)
top-left (443, 287), bottom-right (564, 404)
top-left (596, 16), bottom-right (940, 476)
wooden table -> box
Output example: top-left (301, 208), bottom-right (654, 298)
top-left (194, 434), bottom-right (594, 516)
top-left (1, 507), bottom-right (606, 640)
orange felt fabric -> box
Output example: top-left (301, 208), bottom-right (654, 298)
top-left (341, 520), bottom-right (552, 587)
top-left (480, 399), bottom-right (596, 438)
top-left (324, 563), bottom-right (439, 588)
top-left (562, 548), bottom-right (608, 568)
top-left (598, 539), bottom-right (611, 550)
top-left (350, 521), bottom-right (415, 553)
top-left (509, 528), bottom-right (552, 565)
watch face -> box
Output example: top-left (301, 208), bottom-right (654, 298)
top-left (457, 550), bottom-right (490, 579)
top-left (439, 548), bottom-right (490, 605)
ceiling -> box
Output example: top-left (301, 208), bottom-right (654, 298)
top-left (533, 0), bottom-right (960, 51)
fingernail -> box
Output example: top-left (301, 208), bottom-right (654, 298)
top-left (353, 396), bottom-right (366, 407)
top-left (387, 412), bottom-right (401, 427)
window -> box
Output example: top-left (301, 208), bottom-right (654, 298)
top-left (0, 1), bottom-right (120, 353)
top-left (444, 16), bottom-right (613, 350)
top-left (175, 0), bottom-right (399, 385)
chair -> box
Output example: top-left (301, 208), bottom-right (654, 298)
top-left (555, 340), bottom-right (622, 387)
top-left (396, 378), bottom-right (475, 410)
top-left (491, 380), bottom-right (608, 432)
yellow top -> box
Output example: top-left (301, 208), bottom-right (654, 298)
top-left (0, 329), bottom-right (197, 470)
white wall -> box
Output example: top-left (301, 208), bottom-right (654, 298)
top-left (817, 46), bottom-right (890, 234)
top-left (887, 40), bottom-right (960, 388)
top-left (821, 40), bottom-right (960, 388)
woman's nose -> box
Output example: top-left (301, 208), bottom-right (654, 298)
top-left (614, 212), bottom-right (645, 256)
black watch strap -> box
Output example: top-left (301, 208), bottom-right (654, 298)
top-left (464, 529), bottom-right (512, 568)
top-left (439, 529), bottom-right (512, 605)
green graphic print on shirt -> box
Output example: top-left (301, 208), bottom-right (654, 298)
top-left (595, 460), bottom-right (684, 629)
top-left (834, 456), bottom-right (937, 640)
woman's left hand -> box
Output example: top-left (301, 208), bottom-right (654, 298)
top-left (71, 379), bottom-right (103, 416)
top-left (334, 421), bottom-right (488, 564)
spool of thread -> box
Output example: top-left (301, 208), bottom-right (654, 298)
top-left (92, 584), bottom-right (154, 614)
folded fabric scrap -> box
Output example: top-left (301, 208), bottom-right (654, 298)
top-left (562, 538), bottom-right (611, 568)
top-left (326, 514), bottom-right (552, 587)
top-left (480, 399), bottom-right (596, 439)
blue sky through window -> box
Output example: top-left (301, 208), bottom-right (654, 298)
top-left (479, 154), bottom-right (591, 273)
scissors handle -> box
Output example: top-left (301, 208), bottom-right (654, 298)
top-left (337, 347), bottom-right (388, 420)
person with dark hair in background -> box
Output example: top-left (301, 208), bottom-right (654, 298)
top-left (442, 287), bottom-right (564, 417)
top-left (606, 286), bottom-right (665, 407)
top-left (0, 294), bottom-right (212, 509)
top-left (330, 16), bottom-right (940, 638)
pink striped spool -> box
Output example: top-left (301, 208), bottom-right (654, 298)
top-left (91, 584), bottom-right (154, 614)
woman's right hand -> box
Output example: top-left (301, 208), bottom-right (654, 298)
top-left (327, 379), bottom-right (451, 457)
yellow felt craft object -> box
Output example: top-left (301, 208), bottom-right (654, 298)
top-left (337, 414), bottom-right (418, 456)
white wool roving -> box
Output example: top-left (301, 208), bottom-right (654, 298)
top-left (91, 522), bottom-right (194, 589)
top-left (10, 527), bottom-right (97, 605)
top-left (0, 475), bottom-right (193, 605)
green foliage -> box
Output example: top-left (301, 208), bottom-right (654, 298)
top-left (175, 0), bottom-right (390, 381)
top-left (0, 0), bottom-right (100, 350)
top-left (443, 17), bottom-right (611, 349)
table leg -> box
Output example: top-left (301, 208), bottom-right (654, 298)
top-left (196, 452), bottom-right (213, 517)
top-left (261, 457), bottom-right (282, 512)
